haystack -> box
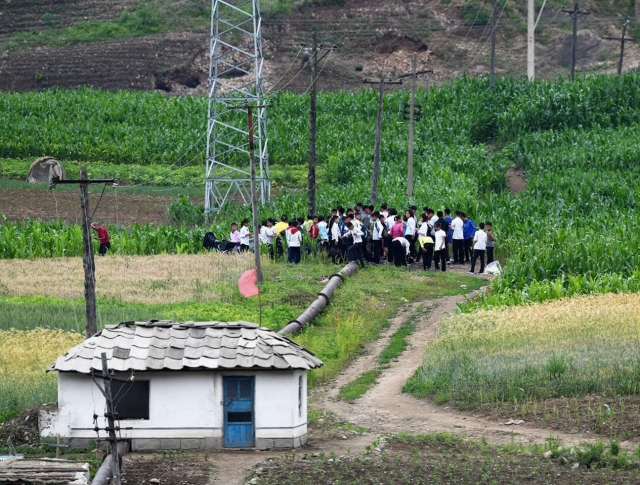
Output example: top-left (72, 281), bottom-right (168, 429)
top-left (26, 157), bottom-right (65, 183)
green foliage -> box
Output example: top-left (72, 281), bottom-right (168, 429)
top-left (167, 195), bottom-right (205, 227)
top-left (3, 1), bottom-right (209, 50)
top-left (337, 369), bottom-right (382, 403)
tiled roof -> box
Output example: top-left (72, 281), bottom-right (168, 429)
top-left (49, 321), bottom-right (323, 374)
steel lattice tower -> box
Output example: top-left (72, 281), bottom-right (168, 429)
top-left (205, 0), bottom-right (269, 217)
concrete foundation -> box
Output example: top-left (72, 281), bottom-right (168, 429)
top-left (126, 434), bottom-right (306, 451)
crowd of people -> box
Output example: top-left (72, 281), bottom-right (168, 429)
top-left (225, 203), bottom-right (495, 274)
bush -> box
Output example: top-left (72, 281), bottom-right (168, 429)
top-left (167, 195), bottom-right (204, 227)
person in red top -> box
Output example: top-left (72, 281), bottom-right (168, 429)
top-left (389, 217), bottom-right (405, 240)
top-left (91, 222), bottom-right (111, 256)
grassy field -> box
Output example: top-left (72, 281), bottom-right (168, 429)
top-left (0, 253), bottom-right (483, 422)
top-left (405, 293), bottom-right (640, 437)
top-left (250, 433), bottom-right (640, 485)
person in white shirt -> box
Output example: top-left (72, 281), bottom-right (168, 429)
top-left (450, 211), bottom-right (465, 264)
top-left (404, 209), bottom-right (417, 262)
top-left (469, 222), bottom-right (488, 274)
top-left (433, 222), bottom-right (447, 272)
top-left (286, 220), bottom-right (303, 264)
top-left (371, 212), bottom-right (385, 264)
top-left (259, 219), bottom-right (273, 259)
top-left (239, 219), bottom-right (252, 252)
top-left (346, 221), bottom-right (365, 269)
top-left (391, 236), bottom-right (410, 267)
top-left (427, 209), bottom-right (439, 238)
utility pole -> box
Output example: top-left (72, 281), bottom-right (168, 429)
top-left (399, 61), bottom-right (432, 199)
top-left (308, 33), bottom-right (318, 219)
top-left (363, 77), bottom-right (403, 204)
top-left (490, 0), bottom-right (498, 89)
top-left (528, 0), bottom-right (535, 80)
top-left (605, 17), bottom-right (637, 76)
top-left (248, 105), bottom-right (264, 285)
top-left (229, 104), bottom-right (268, 285)
top-left (51, 171), bottom-right (116, 338)
top-left (307, 38), bottom-right (335, 217)
top-left (562, 2), bottom-right (590, 80)
top-left (101, 353), bottom-right (121, 485)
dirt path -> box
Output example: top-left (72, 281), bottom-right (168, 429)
top-left (317, 291), bottom-right (612, 448)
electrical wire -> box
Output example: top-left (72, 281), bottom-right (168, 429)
top-left (300, 49), bottom-right (334, 96)
top-left (463, 0), bottom-right (508, 72)
top-left (267, 45), bottom-right (304, 94)
top-left (442, 0), bottom-right (487, 68)
top-left (460, 1), bottom-right (499, 72)
top-left (89, 182), bottom-right (108, 221)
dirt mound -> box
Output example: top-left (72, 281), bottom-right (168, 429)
top-left (506, 166), bottom-right (527, 193)
top-left (0, 405), bottom-right (53, 447)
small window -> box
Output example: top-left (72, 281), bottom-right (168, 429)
top-left (112, 379), bottom-right (150, 420)
top-left (298, 375), bottom-right (303, 418)
top-left (228, 412), bottom-right (252, 423)
top-left (240, 379), bottom-right (252, 398)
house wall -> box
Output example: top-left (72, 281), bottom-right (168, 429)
top-left (39, 369), bottom-right (308, 450)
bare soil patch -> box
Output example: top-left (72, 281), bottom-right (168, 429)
top-left (506, 166), bottom-right (527, 193)
top-left (251, 435), bottom-right (640, 485)
top-left (121, 453), bottom-right (213, 485)
top-left (477, 395), bottom-right (640, 442)
top-left (0, 187), bottom-right (179, 225)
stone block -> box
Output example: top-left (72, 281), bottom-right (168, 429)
top-left (133, 439), bottom-right (161, 451)
top-left (255, 438), bottom-right (275, 450)
top-left (160, 439), bottom-right (181, 450)
top-left (180, 439), bottom-right (203, 450)
top-left (300, 434), bottom-right (307, 446)
top-left (273, 438), bottom-right (294, 449)
top-left (204, 437), bottom-right (223, 449)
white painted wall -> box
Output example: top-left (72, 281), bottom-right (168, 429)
top-left (41, 369), bottom-right (308, 444)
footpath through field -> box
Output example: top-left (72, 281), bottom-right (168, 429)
top-left (317, 288), bottom-right (635, 449)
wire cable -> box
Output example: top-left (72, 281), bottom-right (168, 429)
top-left (463, 0), bottom-right (507, 72)
top-left (442, 0), bottom-right (487, 68)
top-left (267, 45), bottom-right (304, 94)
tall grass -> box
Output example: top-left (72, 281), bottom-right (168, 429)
top-left (405, 293), bottom-right (640, 407)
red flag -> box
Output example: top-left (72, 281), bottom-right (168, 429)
top-left (238, 269), bottom-right (260, 298)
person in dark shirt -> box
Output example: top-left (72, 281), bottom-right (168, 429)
top-left (91, 222), bottom-right (111, 256)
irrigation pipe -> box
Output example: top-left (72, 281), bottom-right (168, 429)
top-left (92, 442), bottom-right (128, 485)
top-left (278, 262), bottom-right (357, 336)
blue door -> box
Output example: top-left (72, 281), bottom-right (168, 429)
top-left (223, 376), bottom-right (255, 448)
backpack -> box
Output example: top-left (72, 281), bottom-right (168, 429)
top-left (379, 221), bottom-right (389, 239)
top-left (203, 232), bottom-right (216, 250)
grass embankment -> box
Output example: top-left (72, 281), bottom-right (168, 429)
top-left (0, 253), bottom-right (482, 422)
top-left (250, 433), bottom-right (640, 485)
top-left (405, 293), bottom-right (640, 438)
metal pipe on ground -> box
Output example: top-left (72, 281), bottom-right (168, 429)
top-left (91, 442), bottom-right (128, 485)
top-left (278, 262), bottom-right (357, 335)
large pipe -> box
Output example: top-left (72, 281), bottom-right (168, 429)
top-left (278, 262), bottom-right (357, 335)
top-left (92, 442), bottom-right (128, 485)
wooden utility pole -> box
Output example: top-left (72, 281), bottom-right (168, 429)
top-left (308, 33), bottom-right (318, 219)
top-left (248, 106), bottom-right (266, 285)
top-left (527, 0), bottom-right (535, 80)
top-left (562, 2), bottom-right (590, 80)
top-left (490, 0), bottom-right (498, 89)
top-left (399, 63), bottom-right (432, 199)
top-left (363, 77), bottom-right (402, 204)
top-left (51, 172), bottom-right (116, 338)
top-left (307, 38), bottom-right (335, 217)
top-left (605, 17), bottom-right (637, 76)
top-left (101, 353), bottom-right (121, 485)
top-left (79, 168), bottom-right (98, 338)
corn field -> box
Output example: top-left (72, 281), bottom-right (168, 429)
top-left (3, 75), bottom-right (640, 305)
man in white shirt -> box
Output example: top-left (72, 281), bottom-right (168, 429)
top-left (450, 211), bottom-right (465, 264)
top-left (469, 222), bottom-right (488, 274)
top-left (433, 222), bottom-right (447, 272)
top-left (371, 212), bottom-right (385, 264)
top-left (239, 219), bottom-right (252, 252)
top-left (346, 221), bottom-right (365, 269)
top-left (391, 236), bottom-right (410, 268)
top-left (259, 219), bottom-right (274, 259)
top-left (404, 210), bottom-right (417, 262)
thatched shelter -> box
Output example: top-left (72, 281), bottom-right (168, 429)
top-left (26, 157), bottom-right (65, 183)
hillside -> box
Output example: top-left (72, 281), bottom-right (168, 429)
top-left (1, 0), bottom-right (639, 93)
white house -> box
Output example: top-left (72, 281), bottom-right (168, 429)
top-left (40, 320), bottom-right (323, 451)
